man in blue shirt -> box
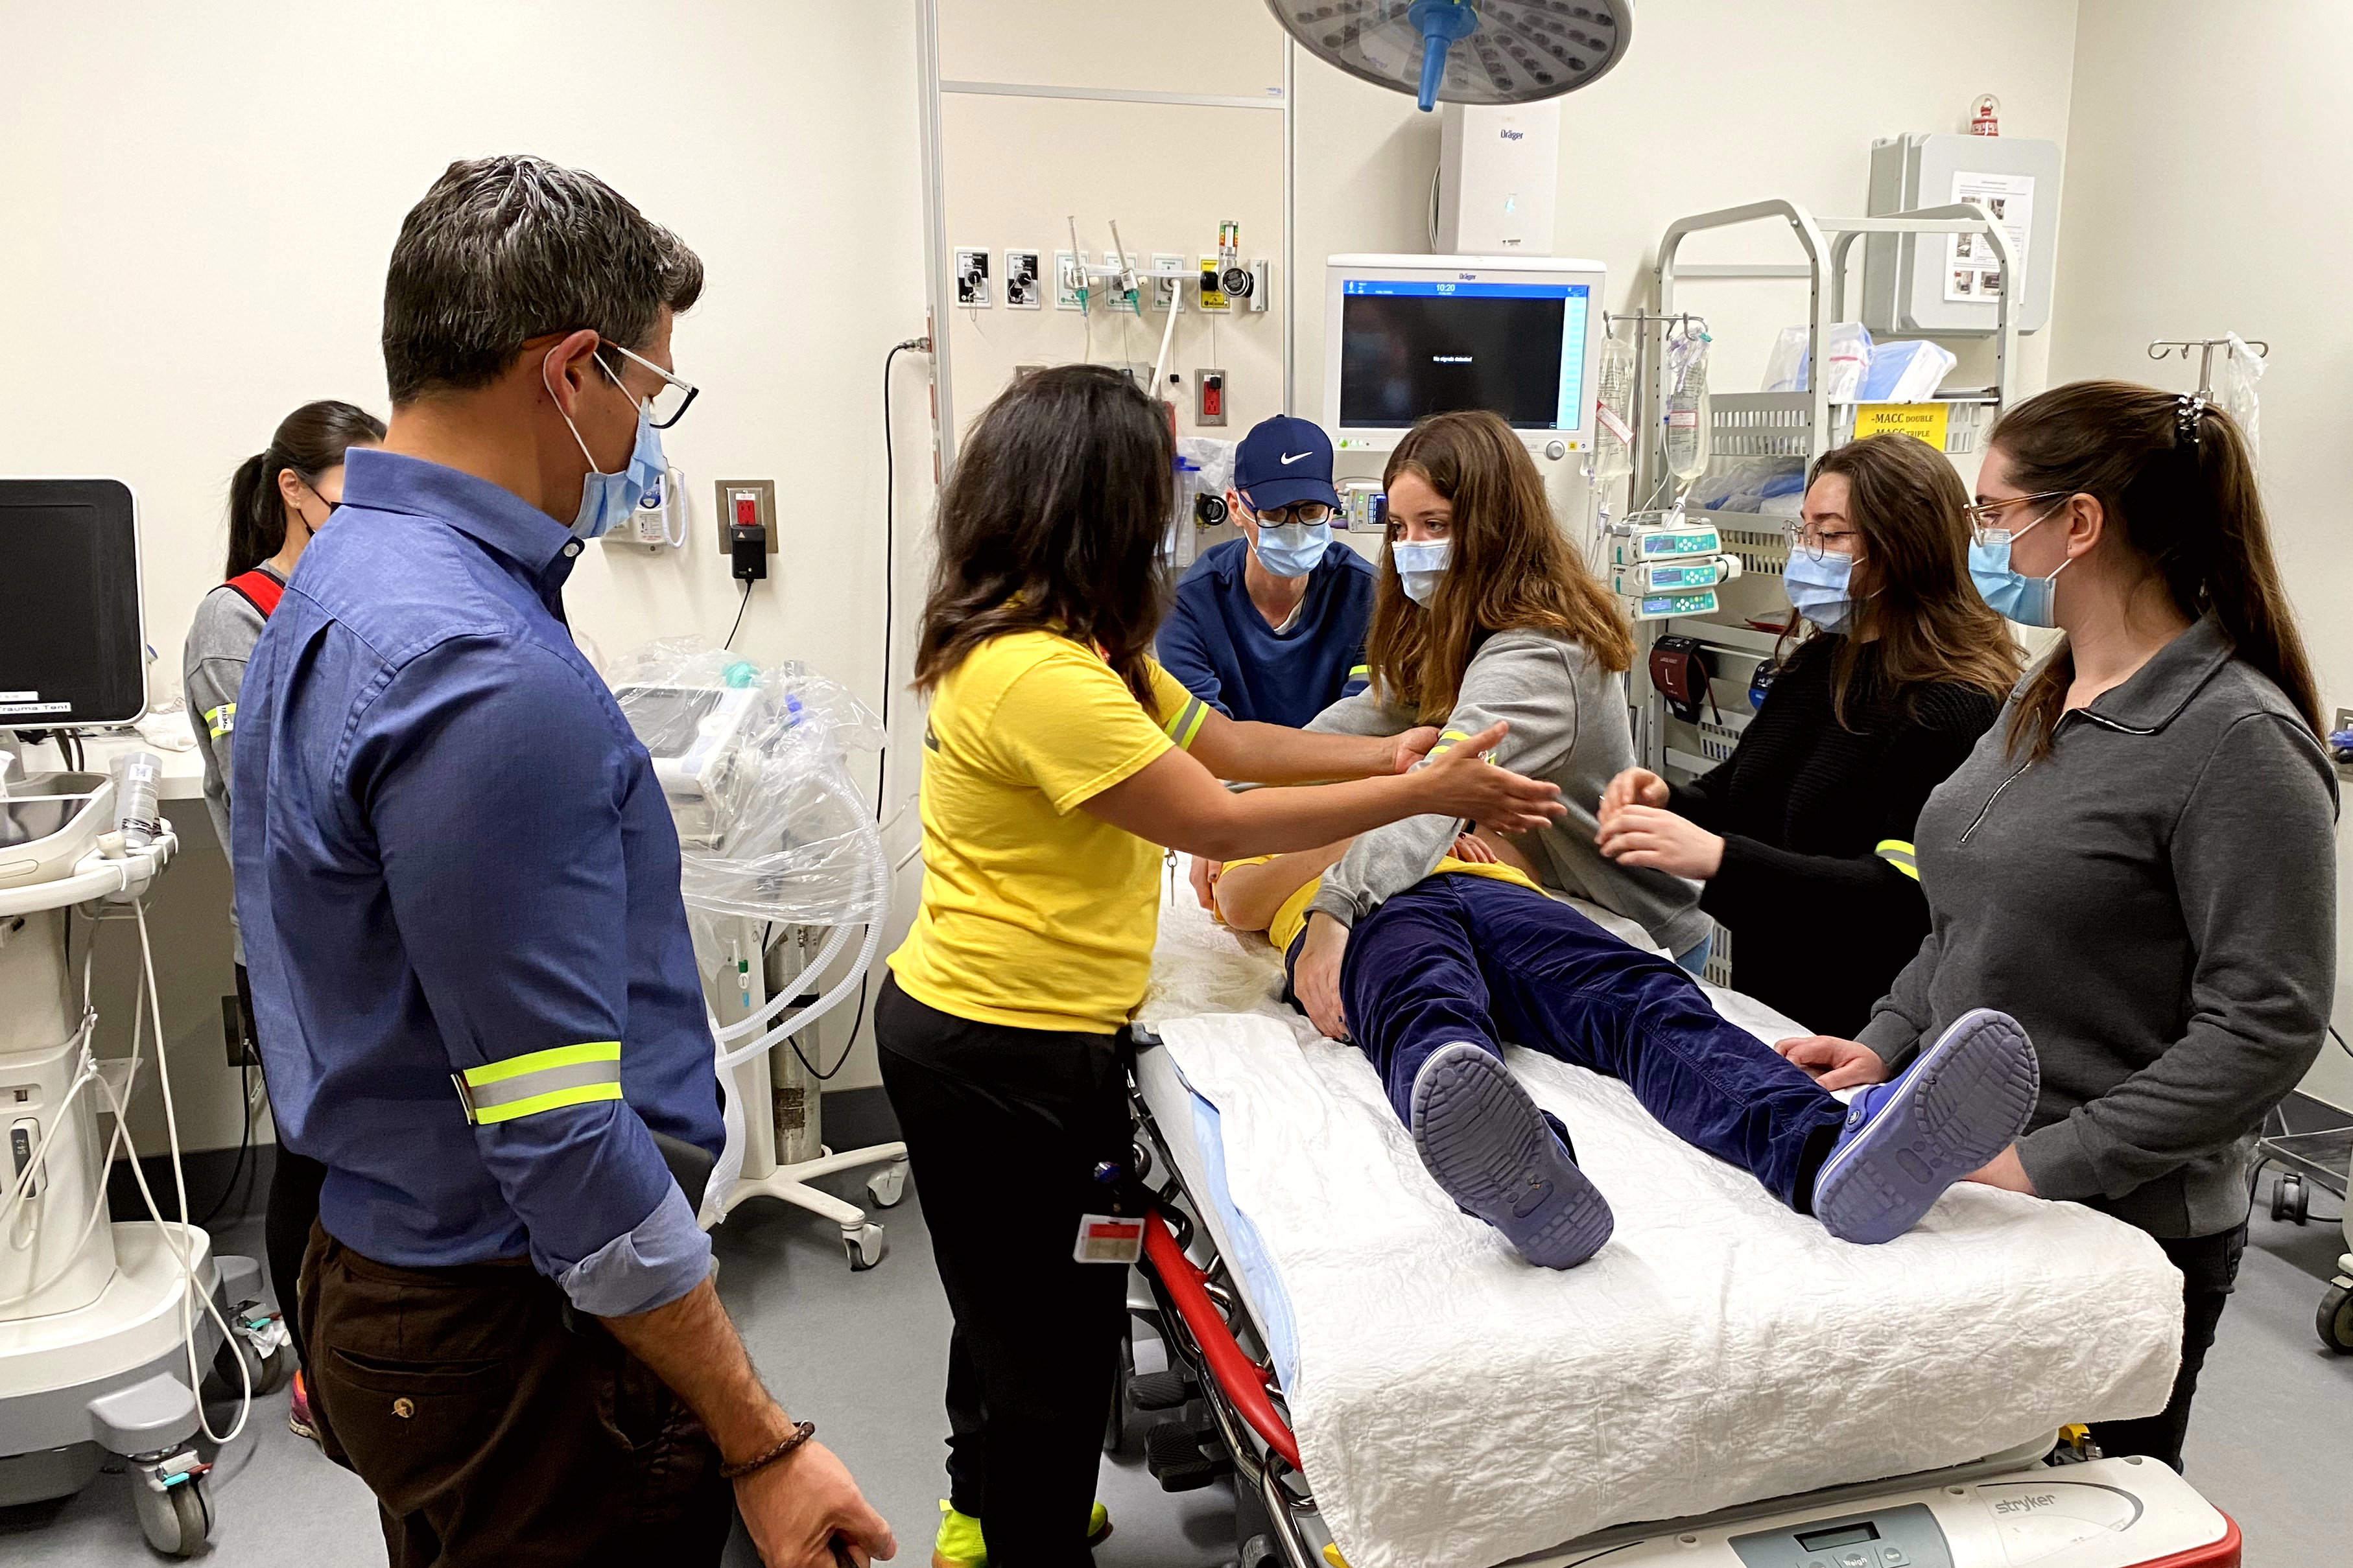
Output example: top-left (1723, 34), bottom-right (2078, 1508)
top-left (1158, 414), bottom-right (1375, 907)
top-left (1157, 414), bottom-right (1374, 731)
top-left (235, 156), bottom-right (893, 1568)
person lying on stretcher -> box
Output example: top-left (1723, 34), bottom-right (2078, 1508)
top-left (1209, 832), bottom-right (2044, 1268)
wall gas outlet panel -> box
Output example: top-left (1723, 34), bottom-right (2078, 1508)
top-left (713, 479), bottom-right (779, 556)
top-left (1054, 250), bottom-right (1085, 310)
top-left (1197, 255), bottom-right (1230, 312)
top-left (954, 247), bottom-right (991, 307)
top-left (1102, 250), bottom-right (1139, 310)
top-left (1004, 250), bottom-right (1042, 309)
top-left (1151, 253), bottom-right (1187, 311)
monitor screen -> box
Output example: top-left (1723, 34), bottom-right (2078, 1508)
top-left (1338, 279), bottom-right (1589, 432)
top-left (0, 480), bottom-right (144, 729)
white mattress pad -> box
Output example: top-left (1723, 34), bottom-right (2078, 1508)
top-left (1138, 897), bottom-right (2185, 1568)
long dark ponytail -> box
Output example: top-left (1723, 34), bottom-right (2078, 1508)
top-left (224, 400), bottom-right (387, 578)
top-left (1988, 379), bottom-right (2322, 758)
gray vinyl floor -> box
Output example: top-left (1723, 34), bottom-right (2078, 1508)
top-left (4, 1167), bottom-right (2348, 1566)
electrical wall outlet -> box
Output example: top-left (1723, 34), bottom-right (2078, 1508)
top-left (1054, 250), bottom-right (1085, 310)
top-left (713, 479), bottom-right (779, 556)
top-left (953, 246), bottom-right (990, 307)
top-left (1004, 250), bottom-right (1041, 309)
top-left (1196, 368), bottom-right (1227, 427)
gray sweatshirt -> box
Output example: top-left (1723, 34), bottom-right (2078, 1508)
top-left (1303, 627), bottom-right (1710, 955)
top-left (1859, 614), bottom-right (2337, 1238)
top-left (182, 568), bottom-right (281, 963)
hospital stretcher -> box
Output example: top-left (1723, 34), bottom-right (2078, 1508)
top-left (1119, 898), bottom-right (2243, 1568)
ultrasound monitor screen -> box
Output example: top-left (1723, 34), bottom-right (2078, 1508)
top-left (0, 480), bottom-right (144, 728)
top-left (1338, 280), bottom-right (1589, 431)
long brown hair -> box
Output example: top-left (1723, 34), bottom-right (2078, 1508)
top-left (1780, 433), bottom-right (2020, 726)
top-left (1366, 410), bottom-right (1633, 723)
top-left (1988, 380), bottom-right (2321, 758)
top-left (912, 365), bottom-right (1173, 708)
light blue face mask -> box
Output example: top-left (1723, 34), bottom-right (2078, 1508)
top-left (1252, 519), bottom-right (1332, 578)
top-left (1782, 548), bottom-right (1857, 633)
top-left (555, 353), bottom-right (668, 540)
top-left (1391, 539), bottom-right (1450, 605)
top-left (1967, 504), bottom-right (2068, 628)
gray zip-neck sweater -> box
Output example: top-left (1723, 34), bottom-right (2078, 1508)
top-left (1302, 626), bottom-right (1710, 955)
top-left (1859, 614), bottom-right (2337, 1238)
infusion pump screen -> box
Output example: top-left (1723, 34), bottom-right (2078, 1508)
top-left (1339, 280), bottom-right (1588, 431)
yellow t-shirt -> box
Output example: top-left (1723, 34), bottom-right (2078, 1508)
top-left (1224, 855), bottom-right (1548, 955)
top-left (890, 631), bottom-right (1209, 1033)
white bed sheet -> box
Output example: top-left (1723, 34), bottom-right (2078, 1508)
top-left (1137, 897), bottom-right (2185, 1568)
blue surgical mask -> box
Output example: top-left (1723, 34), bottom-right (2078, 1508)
top-left (554, 355), bottom-right (668, 540)
top-left (1967, 504), bottom-right (2068, 629)
top-left (1391, 539), bottom-right (1450, 605)
top-left (1782, 549), bottom-right (1857, 633)
top-left (1252, 520), bottom-right (1332, 578)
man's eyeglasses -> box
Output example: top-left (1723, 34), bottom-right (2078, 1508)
top-left (1963, 489), bottom-right (2071, 544)
top-left (1253, 502), bottom-right (1333, 527)
top-left (598, 341), bottom-right (699, 430)
top-left (1780, 522), bottom-right (1862, 563)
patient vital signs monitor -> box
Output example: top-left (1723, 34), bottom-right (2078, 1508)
top-left (1324, 254), bottom-right (1605, 454)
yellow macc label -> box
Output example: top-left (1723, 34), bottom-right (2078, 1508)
top-left (1851, 402), bottom-right (1950, 449)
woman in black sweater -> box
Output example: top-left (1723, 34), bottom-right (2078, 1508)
top-left (1596, 434), bottom-right (2021, 1036)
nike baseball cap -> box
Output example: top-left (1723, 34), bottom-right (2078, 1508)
top-left (1232, 414), bottom-right (1341, 515)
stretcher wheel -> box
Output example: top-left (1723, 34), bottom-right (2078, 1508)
top-left (843, 1223), bottom-right (886, 1271)
top-left (2272, 1172), bottom-right (2310, 1224)
top-left (866, 1162), bottom-right (909, 1209)
top-left (2320, 1283), bottom-right (2353, 1354)
top-left (133, 1474), bottom-right (212, 1558)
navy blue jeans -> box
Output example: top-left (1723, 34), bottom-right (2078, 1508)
top-left (1333, 875), bottom-right (1847, 1211)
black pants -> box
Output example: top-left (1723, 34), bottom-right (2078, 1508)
top-left (237, 962), bottom-right (328, 1370)
top-left (300, 1223), bottom-right (732, 1566)
top-left (875, 976), bottom-right (1132, 1568)
top-left (2088, 1223), bottom-right (2246, 1473)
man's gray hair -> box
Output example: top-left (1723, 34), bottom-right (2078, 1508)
top-left (382, 155), bottom-right (703, 405)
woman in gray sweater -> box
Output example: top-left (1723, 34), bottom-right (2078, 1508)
top-left (1780, 382), bottom-right (2336, 1471)
top-left (1287, 410), bottom-right (1709, 1042)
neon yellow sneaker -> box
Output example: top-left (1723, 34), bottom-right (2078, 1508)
top-left (931, 1499), bottom-right (1113, 1568)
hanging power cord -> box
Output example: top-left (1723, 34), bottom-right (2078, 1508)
top-left (721, 578), bottom-right (753, 651)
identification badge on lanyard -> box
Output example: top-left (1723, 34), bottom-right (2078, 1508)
top-left (1073, 1214), bottom-right (1144, 1265)
top-left (1074, 1157), bottom-right (1146, 1264)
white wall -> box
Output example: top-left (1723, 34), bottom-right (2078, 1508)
top-left (1, 1), bottom-right (934, 1149)
top-left (2053, 0), bottom-right (2353, 1111)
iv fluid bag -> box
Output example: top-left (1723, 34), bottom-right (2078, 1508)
top-left (1590, 333), bottom-right (1637, 484)
top-left (1664, 333), bottom-right (1712, 486)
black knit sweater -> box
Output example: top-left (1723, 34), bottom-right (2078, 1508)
top-left (1669, 635), bottom-right (2000, 1037)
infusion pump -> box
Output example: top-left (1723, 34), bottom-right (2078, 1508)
top-left (1608, 519), bottom-right (1742, 622)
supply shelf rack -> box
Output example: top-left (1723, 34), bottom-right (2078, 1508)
top-left (1626, 199), bottom-right (2018, 777)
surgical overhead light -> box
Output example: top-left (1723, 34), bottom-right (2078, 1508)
top-left (1268, 0), bottom-right (1635, 113)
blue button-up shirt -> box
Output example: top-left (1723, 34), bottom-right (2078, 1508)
top-left (233, 448), bottom-right (719, 1316)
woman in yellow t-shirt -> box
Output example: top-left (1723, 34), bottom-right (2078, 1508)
top-left (881, 366), bottom-right (1564, 1567)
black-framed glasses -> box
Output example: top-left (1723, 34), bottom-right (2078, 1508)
top-left (1255, 502), bottom-right (1334, 527)
top-left (598, 341), bottom-right (700, 429)
top-left (1780, 522), bottom-right (1862, 563)
top-left (1964, 489), bottom-right (2070, 543)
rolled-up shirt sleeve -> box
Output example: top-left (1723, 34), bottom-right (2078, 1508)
top-left (358, 635), bottom-right (711, 1315)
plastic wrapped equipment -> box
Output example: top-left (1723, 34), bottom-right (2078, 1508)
top-left (1762, 323), bottom-right (1873, 402)
top-left (605, 637), bottom-right (888, 938)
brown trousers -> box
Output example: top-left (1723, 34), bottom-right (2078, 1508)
top-left (300, 1223), bottom-right (733, 1567)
